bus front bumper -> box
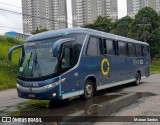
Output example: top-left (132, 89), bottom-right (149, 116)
top-left (17, 84), bottom-right (61, 100)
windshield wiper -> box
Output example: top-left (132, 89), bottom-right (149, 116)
top-left (20, 52), bottom-right (32, 78)
top-left (33, 49), bottom-right (43, 78)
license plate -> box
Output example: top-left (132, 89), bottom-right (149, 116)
top-left (28, 94), bottom-right (35, 98)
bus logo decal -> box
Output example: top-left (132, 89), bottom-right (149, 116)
top-left (101, 58), bottom-right (110, 76)
top-left (133, 60), bottom-right (144, 65)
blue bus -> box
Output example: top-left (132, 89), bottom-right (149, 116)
top-left (8, 28), bottom-right (150, 100)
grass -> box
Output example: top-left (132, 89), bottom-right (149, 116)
top-left (151, 59), bottom-right (160, 74)
top-left (0, 36), bottom-right (23, 90)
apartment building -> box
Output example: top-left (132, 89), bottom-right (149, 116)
top-left (72, 0), bottom-right (118, 27)
top-left (22, 0), bottom-right (67, 34)
top-left (127, 0), bottom-right (160, 18)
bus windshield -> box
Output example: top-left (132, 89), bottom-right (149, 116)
top-left (19, 39), bottom-right (59, 79)
top-left (18, 33), bottom-right (86, 80)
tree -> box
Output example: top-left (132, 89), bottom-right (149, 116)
top-left (32, 27), bottom-right (49, 35)
top-left (128, 7), bottom-right (160, 58)
top-left (147, 28), bottom-right (160, 58)
top-left (111, 16), bottom-right (133, 37)
top-left (128, 7), bottom-right (160, 41)
top-left (82, 8), bottom-right (160, 58)
top-left (82, 16), bottom-right (113, 33)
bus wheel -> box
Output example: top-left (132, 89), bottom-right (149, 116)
top-left (83, 79), bottom-right (94, 99)
top-left (133, 72), bottom-right (141, 86)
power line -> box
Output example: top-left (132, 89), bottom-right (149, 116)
top-left (0, 1), bottom-right (73, 21)
top-left (0, 2), bottom-right (21, 8)
top-left (0, 8), bottom-right (78, 27)
top-left (0, 25), bottom-right (23, 30)
top-left (0, 2), bottom-right (81, 33)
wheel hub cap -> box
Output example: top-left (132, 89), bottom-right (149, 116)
top-left (86, 85), bottom-right (92, 95)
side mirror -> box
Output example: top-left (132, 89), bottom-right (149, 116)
top-left (8, 45), bottom-right (23, 61)
top-left (52, 38), bottom-right (75, 57)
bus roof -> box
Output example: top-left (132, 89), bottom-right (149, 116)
top-left (26, 28), bottom-right (149, 45)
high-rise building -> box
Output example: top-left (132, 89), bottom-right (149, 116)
top-left (72, 0), bottom-right (118, 27)
top-left (22, 0), bottom-right (67, 34)
top-left (127, 0), bottom-right (160, 18)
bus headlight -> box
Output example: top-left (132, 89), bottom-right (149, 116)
top-left (44, 83), bottom-right (56, 89)
top-left (44, 78), bottom-right (66, 89)
top-left (52, 93), bottom-right (57, 97)
top-left (48, 84), bottom-right (54, 89)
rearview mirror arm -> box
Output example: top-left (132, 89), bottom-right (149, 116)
top-left (8, 44), bottom-right (23, 61)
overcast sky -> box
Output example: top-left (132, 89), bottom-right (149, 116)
top-left (0, 0), bottom-right (127, 35)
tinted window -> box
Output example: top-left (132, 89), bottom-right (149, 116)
top-left (87, 37), bottom-right (100, 56)
top-left (67, 34), bottom-right (86, 45)
top-left (143, 45), bottom-right (149, 56)
top-left (118, 41), bottom-right (127, 56)
top-left (73, 44), bottom-right (82, 64)
top-left (113, 41), bottom-right (118, 55)
top-left (128, 43), bottom-right (136, 57)
top-left (67, 34), bottom-right (86, 64)
top-left (103, 39), bottom-right (113, 55)
top-left (61, 47), bottom-right (74, 69)
top-left (136, 44), bottom-right (142, 57)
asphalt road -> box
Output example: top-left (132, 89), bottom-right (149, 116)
top-left (0, 89), bottom-right (27, 111)
top-left (0, 73), bottom-right (160, 125)
top-left (96, 73), bottom-right (160, 125)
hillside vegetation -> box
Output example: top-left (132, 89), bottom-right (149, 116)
top-left (0, 36), bottom-right (23, 90)
top-left (151, 59), bottom-right (160, 74)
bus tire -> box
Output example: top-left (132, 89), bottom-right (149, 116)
top-left (133, 72), bottom-right (141, 86)
top-left (83, 79), bottom-right (94, 99)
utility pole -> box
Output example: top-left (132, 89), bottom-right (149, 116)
top-left (64, 0), bottom-right (68, 28)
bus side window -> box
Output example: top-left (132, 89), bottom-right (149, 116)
top-left (141, 45), bottom-right (144, 56)
top-left (118, 41), bottom-right (127, 56)
top-left (61, 47), bottom-right (74, 69)
top-left (87, 37), bottom-right (101, 56)
top-left (143, 45), bottom-right (149, 56)
top-left (73, 43), bottom-right (82, 64)
top-left (103, 39), bottom-right (107, 55)
top-left (128, 43), bottom-right (136, 57)
top-left (136, 44), bottom-right (142, 57)
top-left (113, 41), bottom-right (119, 55)
top-left (99, 38), bottom-right (103, 55)
top-left (103, 39), bottom-right (114, 55)
top-left (126, 43), bottom-right (130, 56)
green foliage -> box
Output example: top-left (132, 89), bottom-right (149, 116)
top-left (0, 36), bottom-right (22, 45)
top-left (83, 7), bottom-right (160, 59)
top-left (151, 59), bottom-right (160, 74)
top-left (82, 16), bottom-right (113, 32)
top-left (128, 7), bottom-right (160, 40)
top-left (32, 28), bottom-right (49, 35)
top-left (111, 16), bottom-right (133, 37)
top-left (148, 29), bottom-right (160, 58)
top-left (128, 7), bottom-right (160, 58)
top-left (0, 36), bottom-right (23, 90)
